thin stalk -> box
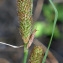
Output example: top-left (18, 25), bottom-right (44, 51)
top-left (42, 0), bottom-right (58, 63)
top-left (23, 44), bottom-right (28, 63)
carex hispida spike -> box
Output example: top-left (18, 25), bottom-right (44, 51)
top-left (17, 0), bottom-right (32, 43)
top-left (29, 46), bottom-right (44, 63)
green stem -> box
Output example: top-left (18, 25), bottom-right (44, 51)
top-left (23, 44), bottom-right (28, 63)
top-left (42, 0), bottom-right (58, 63)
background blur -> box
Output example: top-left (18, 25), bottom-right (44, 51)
top-left (0, 0), bottom-right (63, 63)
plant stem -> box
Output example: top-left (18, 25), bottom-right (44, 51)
top-left (23, 44), bottom-right (28, 63)
top-left (42, 0), bottom-right (58, 63)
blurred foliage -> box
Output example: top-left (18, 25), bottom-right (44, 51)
top-left (34, 22), bottom-right (60, 38)
top-left (42, 3), bottom-right (63, 22)
top-left (33, 3), bottom-right (63, 38)
top-left (34, 22), bottom-right (45, 37)
top-left (44, 23), bottom-right (60, 38)
top-left (57, 4), bottom-right (63, 21)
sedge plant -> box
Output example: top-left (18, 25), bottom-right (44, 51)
top-left (17, 0), bottom-right (58, 63)
top-left (17, 0), bottom-right (33, 63)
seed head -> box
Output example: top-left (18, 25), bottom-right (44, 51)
top-left (17, 0), bottom-right (32, 43)
top-left (29, 46), bottom-right (44, 63)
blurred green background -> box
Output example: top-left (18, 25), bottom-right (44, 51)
top-left (0, 0), bottom-right (63, 63)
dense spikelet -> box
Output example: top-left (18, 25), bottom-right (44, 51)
top-left (17, 0), bottom-right (32, 43)
top-left (29, 46), bottom-right (44, 63)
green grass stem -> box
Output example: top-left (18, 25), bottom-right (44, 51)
top-left (23, 44), bottom-right (28, 63)
top-left (42, 0), bottom-right (58, 63)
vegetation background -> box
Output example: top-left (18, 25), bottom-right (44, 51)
top-left (0, 0), bottom-right (63, 63)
